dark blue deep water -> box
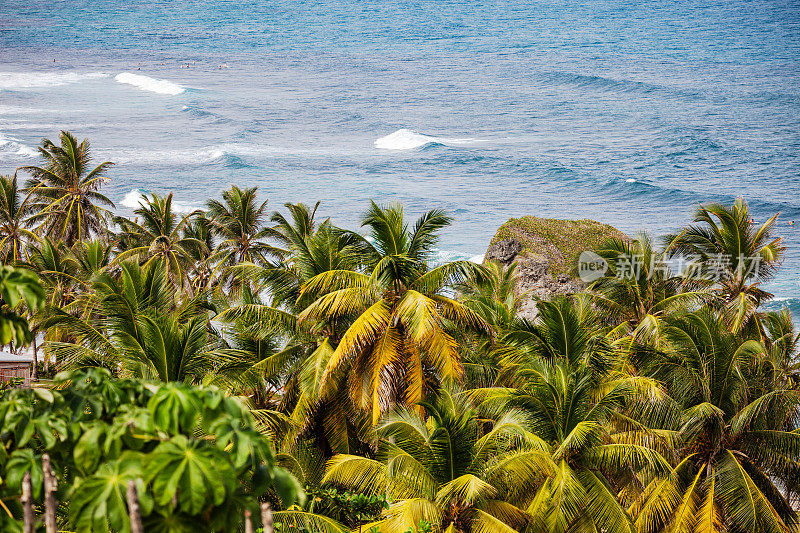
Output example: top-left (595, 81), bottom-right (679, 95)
top-left (1, 0), bottom-right (799, 311)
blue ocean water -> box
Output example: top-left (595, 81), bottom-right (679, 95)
top-left (1, 0), bottom-right (799, 313)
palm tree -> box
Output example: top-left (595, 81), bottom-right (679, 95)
top-left (663, 198), bottom-right (785, 332)
top-left (299, 201), bottom-right (489, 424)
top-left (71, 239), bottom-right (113, 280)
top-left (114, 192), bottom-right (206, 291)
top-left (18, 131), bottom-right (114, 246)
top-left (632, 307), bottom-right (800, 533)
top-left (761, 308), bottom-right (800, 391)
top-left (590, 233), bottom-right (707, 349)
top-left (323, 388), bottom-right (556, 532)
top-left (218, 209), bottom-right (368, 455)
top-left (458, 260), bottom-right (520, 336)
top-left (206, 185), bottom-right (280, 271)
top-left (24, 237), bottom-right (81, 312)
top-left (456, 261), bottom-right (524, 389)
top-left (182, 213), bottom-right (216, 294)
top-left (475, 297), bottom-right (671, 533)
top-left (0, 175), bottom-right (37, 264)
top-left (44, 261), bottom-right (234, 382)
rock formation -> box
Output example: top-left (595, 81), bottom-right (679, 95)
top-left (484, 216), bottom-right (628, 319)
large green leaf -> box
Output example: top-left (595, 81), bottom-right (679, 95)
top-left (68, 452), bottom-right (151, 533)
top-left (144, 435), bottom-right (235, 514)
top-left (147, 384), bottom-right (201, 435)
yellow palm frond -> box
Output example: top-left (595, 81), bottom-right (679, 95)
top-left (299, 269), bottom-right (372, 297)
top-left (322, 455), bottom-right (388, 496)
top-left (320, 299), bottom-right (392, 390)
top-left (695, 475), bottom-right (722, 533)
top-left (587, 443), bottom-right (672, 476)
top-left (366, 325), bottom-right (404, 424)
top-left (397, 290), bottom-right (464, 382)
top-left (272, 510), bottom-right (349, 533)
top-left (578, 469), bottom-right (635, 533)
top-left (669, 468), bottom-right (703, 533)
top-left (435, 474), bottom-right (497, 508)
top-left (298, 287), bottom-right (376, 323)
top-left (372, 498), bottom-right (441, 533)
top-left (471, 509), bottom-right (519, 533)
top-left (386, 446), bottom-right (438, 500)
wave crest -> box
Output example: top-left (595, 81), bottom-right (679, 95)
top-left (114, 73), bottom-right (185, 95)
top-left (0, 133), bottom-right (38, 159)
top-left (374, 129), bottom-right (480, 150)
top-left (121, 189), bottom-right (196, 213)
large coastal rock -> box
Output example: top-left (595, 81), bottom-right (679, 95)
top-left (485, 217), bottom-right (628, 319)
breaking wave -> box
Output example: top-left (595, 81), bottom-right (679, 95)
top-left (120, 189), bottom-right (197, 213)
top-left (114, 73), bottom-right (185, 95)
top-left (374, 129), bottom-right (480, 150)
top-left (0, 133), bottom-right (38, 159)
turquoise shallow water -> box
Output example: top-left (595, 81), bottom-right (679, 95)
top-left (1, 0), bottom-right (799, 313)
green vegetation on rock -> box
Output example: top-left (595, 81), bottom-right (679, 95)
top-left (490, 215), bottom-right (628, 276)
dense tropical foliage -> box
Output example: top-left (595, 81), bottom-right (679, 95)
top-left (0, 132), bottom-right (798, 532)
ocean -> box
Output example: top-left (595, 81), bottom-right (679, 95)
top-left (1, 0), bottom-right (799, 314)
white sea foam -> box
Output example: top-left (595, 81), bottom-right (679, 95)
top-left (374, 129), bottom-right (479, 150)
top-left (0, 104), bottom-right (52, 114)
top-left (469, 254), bottom-right (485, 264)
top-left (375, 129), bottom-right (439, 150)
top-left (121, 189), bottom-right (197, 213)
top-left (114, 73), bottom-right (185, 95)
top-left (114, 146), bottom-right (225, 165)
top-left (0, 133), bottom-right (38, 158)
top-left (121, 189), bottom-right (149, 209)
top-left (115, 143), bottom-right (302, 166)
top-left (0, 71), bottom-right (108, 90)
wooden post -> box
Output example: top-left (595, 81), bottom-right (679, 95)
top-left (126, 481), bottom-right (144, 533)
top-left (31, 335), bottom-right (38, 382)
top-left (260, 502), bottom-right (273, 533)
top-left (21, 471), bottom-right (34, 533)
top-left (42, 454), bottom-right (57, 533)
top-left (244, 509), bottom-right (254, 533)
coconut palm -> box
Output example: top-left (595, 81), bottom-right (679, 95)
top-left (71, 239), bottom-right (113, 280)
top-left (24, 237), bottom-right (81, 311)
top-left (590, 233), bottom-right (708, 349)
top-left (475, 297), bottom-right (672, 533)
top-left (218, 214), bottom-right (368, 455)
top-left (458, 260), bottom-right (520, 336)
top-left (0, 175), bottom-right (37, 264)
top-left (182, 213), bottom-right (216, 295)
top-left (761, 308), bottom-right (800, 391)
top-left (323, 388), bottom-right (556, 532)
top-left (631, 307), bottom-right (800, 533)
top-left (18, 131), bottom-right (114, 246)
top-left (663, 198), bottom-right (785, 332)
top-left (299, 201), bottom-right (489, 424)
top-left (114, 192), bottom-right (206, 291)
top-left (455, 261), bottom-right (522, 389)
top-left (44, 260), bottom-right (234, 382)
top-left (206, 185), bottom-right (280, 271)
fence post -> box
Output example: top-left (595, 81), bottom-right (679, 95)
top-left (42, 454), bottom-right (57, 533)
top-left (126, 481), bottom-right (144, 533)
top-left (21, 471), bottom-right (34, 533)
top-left (260, 502), bottom-right (273, 533)
top-left (244, 509), bottom-right (254, 533)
